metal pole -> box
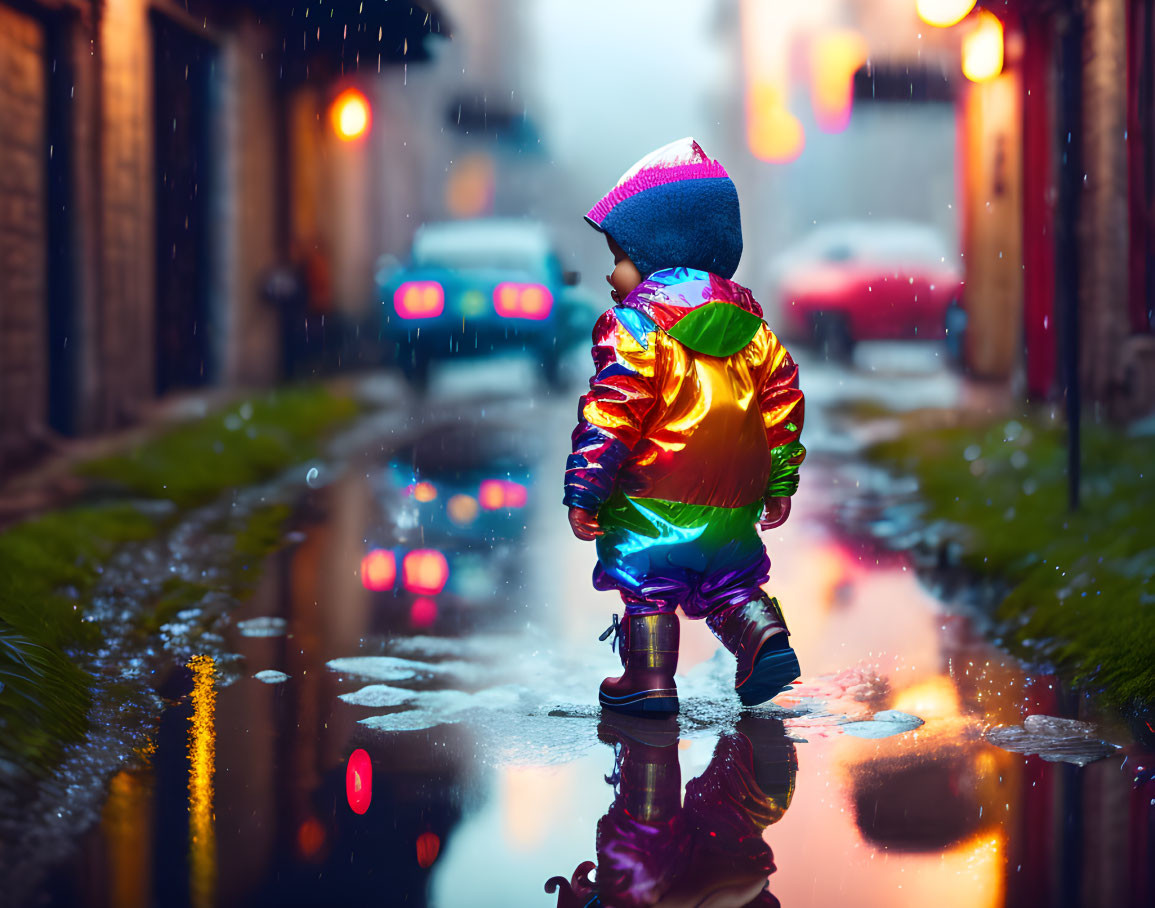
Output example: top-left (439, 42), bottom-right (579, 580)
top-left (1056, 10), bottom-right (1083, 511)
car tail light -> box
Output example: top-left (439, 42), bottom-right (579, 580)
top-left (402, 549), bottom-right (449, 595)
top-left (493, 282), bottom-right (553, 320)
top-left (394, 281), bottom-right (444, 318)
top-left (346, 749), bottom-right (372, 815)
top-left (479, 479), bottom-right (528, 510)
top-left (360, 549), bottom-right (397, 591)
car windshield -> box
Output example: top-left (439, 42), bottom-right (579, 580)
top-left (412, 221), bottom-right (552, 275)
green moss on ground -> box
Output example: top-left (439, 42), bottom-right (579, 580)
top-left (867, 413), bottom-right (1155, 711)
top-left (80, 385), bottom-right (359, 507)
top-left (0, 505), bottom-right (158, 772)
top-left (134, 504), bottom-right (294, 639)
top-left (2, 384), bottom-right (359, 776)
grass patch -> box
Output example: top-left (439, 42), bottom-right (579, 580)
top-left (0, 505), bottom-right (159, 774)
top-left (80, 384), bottom-right (359, 507)
top-left (866, 412), bottom-right (1155, 711)
top-left (232, 503), bottom-right (293, 565)
top-left (2, 502), bottom-right (300, 775)
top-left (3, 383), bottom-right (359, 776)
top-left (135, 504), bottom-right (294, 637)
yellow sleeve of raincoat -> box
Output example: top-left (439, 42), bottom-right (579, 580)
top-left (746, 327), bottom-right (805, 497)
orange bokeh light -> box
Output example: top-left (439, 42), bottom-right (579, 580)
top-left (409, 481), bottom-right (438, 502)
top-left (346, 749), bottom-right (372, 815)
top-left (811, 31), bottom-right (869, 133)
top-left (962, 11), bottom-right (1004, 83)
top-left (447, 494), bottom-right (480, 525)
top-left (402, 549), bottom-right (449, 595)
top-left (331, 88), bottom-right (371, 140)
top-left (746, 82), bottom-right (805, 164)
top-left (446, 153), bottom-right (495, 218)
top-left (360, 549), bottom-right (397, 592)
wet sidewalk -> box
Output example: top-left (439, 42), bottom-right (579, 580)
top-left (23, 349), bottom-right (1155, 907)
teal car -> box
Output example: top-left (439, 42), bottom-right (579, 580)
top-left (377, 219), bottom-right (586, 388)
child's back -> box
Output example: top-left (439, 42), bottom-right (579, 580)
top-left (576, 267), bottom-right (801, 510)
top-left (564, 139), bottom-right (805, 717)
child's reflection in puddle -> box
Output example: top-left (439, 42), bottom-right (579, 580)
top-left (546, 715), bottom-right (795, 907)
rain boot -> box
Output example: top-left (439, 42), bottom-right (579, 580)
top-left (707, 594), bottom-right (800, 707)
top-left (598, 612), bottom-right (680, 717)
top-left (733, 715), bottom-right (798, 816)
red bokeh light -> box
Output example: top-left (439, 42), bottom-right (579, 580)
top-left (416, 831), bottom-right (441, 868)
top-left (410, 596), bottom-right (438, 628)
top-left (402, 549), bottom-right (449, 595)
top-left (394, 281), bottom-right (445, 319)
top-left (478, 479), bottom-right (528, 510)
top-left (346, 749), bottom-right (372, 815)
top-left (360, 549), bottom-right (397, 591)
top-left (493, 282), bottom-right (553, 320)
top-left (297, 817), bottom-right (326, 859)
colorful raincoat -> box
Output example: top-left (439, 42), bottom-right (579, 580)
top-left (564, 268), bottom-right (805, 617)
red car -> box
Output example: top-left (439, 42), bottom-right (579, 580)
top-left (768, 221), bottom-right (965, 361)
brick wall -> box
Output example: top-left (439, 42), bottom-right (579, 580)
top-left (0, 4), bottom-right (48, 466)
top-left (0, 0), bottom-right (308, 473)
top-left (219, 17), bottom-right (280, 386)
top-left (98, 0), bottom-right (154, 426)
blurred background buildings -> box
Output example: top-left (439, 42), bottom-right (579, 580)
top-left (2, 0), bottom-right (1155, 473)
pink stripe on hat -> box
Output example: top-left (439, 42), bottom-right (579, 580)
top-left (586, 137), bottom-right (731, 226)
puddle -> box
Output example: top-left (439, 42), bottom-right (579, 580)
top-left (9, 357), bottom-right (1154, 906)
top-left (985, 715), bottom-right (1122, 767)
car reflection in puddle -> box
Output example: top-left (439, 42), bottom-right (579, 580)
top-left (358, 451), bottom-right (534, 637)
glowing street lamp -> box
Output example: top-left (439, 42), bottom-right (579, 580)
top-left (916, 0), bottom-right (977, 28)
top-left (331, 88), bottom-right (371, 141)
top-left (962, 11), bottom-right (1004, 83)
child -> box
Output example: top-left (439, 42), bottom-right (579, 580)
top-left (564, 138), bottom-right (805, 717)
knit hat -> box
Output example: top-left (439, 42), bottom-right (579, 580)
top-left (585, 138), bottom-right (743, 280)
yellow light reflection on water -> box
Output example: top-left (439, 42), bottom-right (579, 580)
top-left (944, 830), bottom-right (1006, 906)
top-left (103, 770), bottom-right (154, 908)
top-left (187, 655), bottom-right (217, 908)
top-left (892, 675), bottom-right (962, 720)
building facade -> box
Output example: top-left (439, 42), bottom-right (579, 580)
top-left (0, 0), bottom-right (443, 472)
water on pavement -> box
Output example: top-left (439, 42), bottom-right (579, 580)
top-left (42, 347), bottom-right (1155, 907)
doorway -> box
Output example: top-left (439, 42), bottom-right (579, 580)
top-left (153, 13), bottom-right (218, 394)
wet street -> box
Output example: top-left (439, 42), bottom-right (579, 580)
top-left (27, 346), bottom-right (1155, 907)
